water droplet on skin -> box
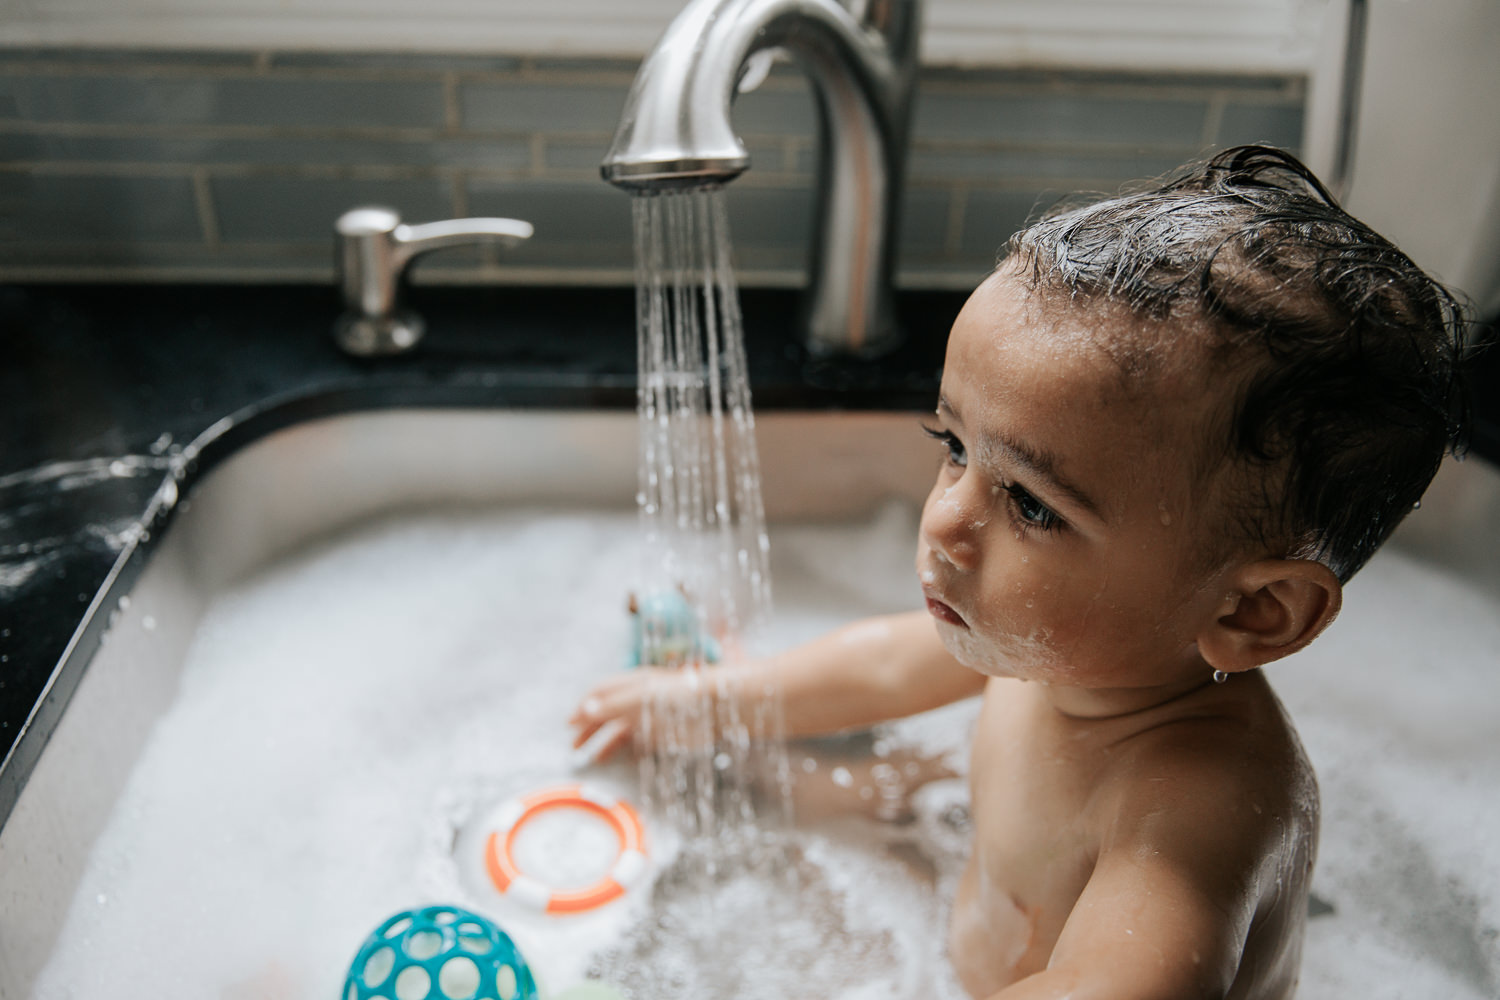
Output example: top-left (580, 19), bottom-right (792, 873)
top-left (142, 616), bottom-right (157, 631)
top-left (831, 766), bottom-right (853, 788)
top-left (801, 757), bottom-right (817, 773)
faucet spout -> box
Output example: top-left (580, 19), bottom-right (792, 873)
top-left (602, 0), bottom-right (921, 356)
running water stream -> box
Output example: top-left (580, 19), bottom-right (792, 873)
top-left (627, 186), bottom-right (793, 875)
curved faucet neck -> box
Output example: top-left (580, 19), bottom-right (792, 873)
top-left (604, 0), bottom-right (922, 356)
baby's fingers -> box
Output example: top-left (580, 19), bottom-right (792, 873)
top-left (590, 718), bottom-right (634, 763)
top-left (572, 718), bottom-right (632, 767)
top-left (569, 694), bottom-right (607, 730)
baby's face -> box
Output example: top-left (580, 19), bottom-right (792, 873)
top-left (916, 269), bottom-right (1242, 696)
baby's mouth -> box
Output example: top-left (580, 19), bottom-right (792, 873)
top-left (923, 590), bottom-right (968, 629)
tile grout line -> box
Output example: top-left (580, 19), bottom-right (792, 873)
top-left (443, 73), bottom-right (462, 133)
top-left (530, 134), bottom-right (547, 177)
top-left (1200, 92), bottom-right (1228, 149)
top-left (451, 171), bottom-right (470, 217)
top-left (191, 167), bottom-right (220, 247)
top-left (945, 186), bottom-right (968, 259)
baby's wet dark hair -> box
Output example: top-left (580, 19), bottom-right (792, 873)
top-left (1005, 145), bottom-right (1471, 582)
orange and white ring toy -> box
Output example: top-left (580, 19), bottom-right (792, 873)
top-left (482, 782), bottom-right (648, 915)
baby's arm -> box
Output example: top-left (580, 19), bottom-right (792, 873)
top-left (981, 857), bottom-right (1247, 1000)
top-left (981, 743), bottom-right (1294, 1000)
top-left (570, 609), bottom-right (984, 760)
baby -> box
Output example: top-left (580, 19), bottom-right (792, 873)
top-left (570, 146), bottom-right (1469, 998)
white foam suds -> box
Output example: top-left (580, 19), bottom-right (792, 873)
top-left (27, 502), bottom-right (1500, 999)
top-left (31, 503), bottom-right (969, 1000)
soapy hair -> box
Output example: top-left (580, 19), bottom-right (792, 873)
top-left (1006, 145), bottom-right (1471, 581)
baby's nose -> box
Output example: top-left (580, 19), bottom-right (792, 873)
top-left (921, 485), bottom-right (981, 571)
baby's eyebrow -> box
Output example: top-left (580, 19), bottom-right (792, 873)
top-left (939, 395), bottom-right (1103, 522)
top-left (989, 433), bottom-right (1104, 522)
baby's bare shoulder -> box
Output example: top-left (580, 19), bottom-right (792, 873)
top-left (1094, 680), bottom-right (1316, 863)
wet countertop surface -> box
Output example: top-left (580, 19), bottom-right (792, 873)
top-left (0, 281), bottom-right (959, 809)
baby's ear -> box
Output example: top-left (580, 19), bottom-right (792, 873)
top-left (1197, 559), bottom-right (1343, 675)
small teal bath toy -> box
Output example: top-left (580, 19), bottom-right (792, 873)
top-left (625, 588), bottom-right (720, 668)
top-left (343, 905), bottom-right (537, 1000)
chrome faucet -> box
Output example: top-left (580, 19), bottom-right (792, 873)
top-left (601, 0), bottom-right (921, 356)
top-left (333, 207), bottom-right (533, 356)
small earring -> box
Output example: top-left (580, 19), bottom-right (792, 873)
top-left (1212, 669), bottom-right (1229, 684)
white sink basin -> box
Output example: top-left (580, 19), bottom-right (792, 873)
top-left (2, 406), bottom-right (1497, 999)
top-left (0, 408), bottom-right (956, 999)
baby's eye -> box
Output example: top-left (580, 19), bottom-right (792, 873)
top-left (921, 424), bottom-right (967, 468)
top-left (1004, 483), bottom-right (1060, 531)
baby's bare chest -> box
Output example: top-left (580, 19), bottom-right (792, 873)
top-left (964, 687), bottom-right (1104, 908)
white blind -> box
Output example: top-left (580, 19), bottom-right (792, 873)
top-left (0, 0), bottom-right (1329, 73)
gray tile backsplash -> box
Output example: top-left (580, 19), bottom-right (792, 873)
top-left (212, 175), bottom-right (456, 243)
top-left (1, 173), bottom-right (202, 243)
top-left (461, 80), bottom-right (632, 135)
top-left (0, 50), bottom-right (1305, 286)
top-left (1, 73), bottom-right (448, 130)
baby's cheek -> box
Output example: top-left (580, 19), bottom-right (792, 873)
top-left (962, 598), bottom-right (1064, 674)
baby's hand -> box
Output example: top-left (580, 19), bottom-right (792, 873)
top-left (570, 671), bottom-right (646, 763)
top-left (570, 668), bottom-right (702, 764)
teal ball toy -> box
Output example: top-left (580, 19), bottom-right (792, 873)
top-left (344, 905), bottom-right (538, 1000)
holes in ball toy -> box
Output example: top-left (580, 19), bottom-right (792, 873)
top-left (438, 956), bottom-right (481, 1000)
top-left (395, 965), bottom-right (431, 1000)
top-left (406, 930), bottom-right (443, 960)
top-left (456, 926), bottom-right (491, 955)
top-left (433, 909), bottom-right (459, 925)
top-left (363, 946), bottom-right (396, 988)
top-left (384, 916), bottom-right (413, 938)
top-left (496, 964), bottom-right (519, 1000)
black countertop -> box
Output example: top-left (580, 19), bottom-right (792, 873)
top-left (0, 281), bottom-right (960, 820)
